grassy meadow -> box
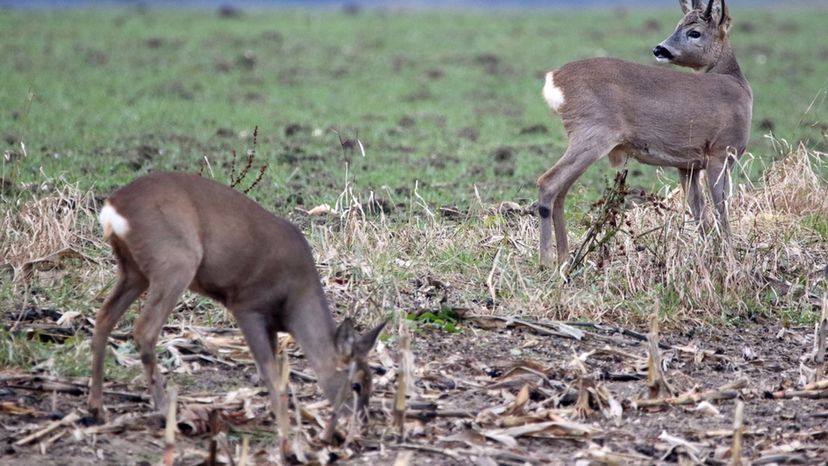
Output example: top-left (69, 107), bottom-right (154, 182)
top-left (1, 6), bottom-right (828, 464)
top-left (1, 5), bottom-right (827, 372)
top-left (1, 7), bottom-right (827, 207)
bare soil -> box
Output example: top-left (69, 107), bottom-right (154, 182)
top-left (2, 314), bottom-right (827, 465)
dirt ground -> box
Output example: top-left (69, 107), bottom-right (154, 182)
top-left (2, 311), bottom-right (828, 466)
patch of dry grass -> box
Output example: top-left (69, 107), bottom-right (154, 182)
top-left (0, 182), bottom-right (103, 292)
top-left (0, 144), bottom-right (825, 335)
top-left (307, 143), bottom-right (827, 326)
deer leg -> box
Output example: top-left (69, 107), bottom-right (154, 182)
top-left (678, 168), bottom-right (707, 226)
top-left (705, 157), bottom-right (732, 237)
top-left (538, 136), bottom-right (618, 267)
top-left (538, 147), bottom-right (580, 268)
top-left (88, 264), bottom-right (148, 420)
top-left (133, 262), bottom-right (196, 413)
top-left (550, 175), bottom-right (580, 267)
top-left (233, 311), bottom-right (281, 417)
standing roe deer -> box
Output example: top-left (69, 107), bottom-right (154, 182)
top-left (88, 172), bottom-right (387, 426)
top-left (538, 0), bottom-right (752, 268)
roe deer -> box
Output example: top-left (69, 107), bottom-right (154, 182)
top-left (538, 0), bottom-right (752, 268)
top-left (88, 172), bottom-right (387, 426)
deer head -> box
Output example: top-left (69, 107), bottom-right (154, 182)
top-left (653, 0), bottom-right (732, 70)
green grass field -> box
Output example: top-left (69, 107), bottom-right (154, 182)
top-left (1, 7), bottom-right (826, 212)
top-left (1, 8), bottom-right (827, 463)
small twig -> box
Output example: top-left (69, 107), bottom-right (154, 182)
top-left (815, 296), bottom-right (827, 379)
top-left (232, 130), bottom-right (256, 187)
top-left (751, 454), bottom-right (809, 465)
top-left (468, 315), bottom-right (579, 340)
top-left (163, 386), bottom-right (177, 466)
top-left (394, 326), bottom-right (412, 441)
top-left (769, 389), bottom-right (828, 399)
top-left (14, 411), bottom-right (80, 446)
top-left (393, 451), bottom-right (414, 466)
top-left (730, 400), bottom-right (745, 466)
top-left (206, 409), bottom-right (220, 466)
top-left (646, 314), bottom-right (674, 399)
top-left (229, 126), bottom-right (267, 193)
top-left (228, 149), bottom-right (238, 185)
top-left (238, 434), bottom-right (250, 466)
top-left (486, 246), bottom-right (503, 306)
top-left (633, 378), bottom-right (748, 408)
top-left (564, 321), bottom-right (670, 348)
top-left (405, 409), bottom-right (476, 421)
top-left (289, 375), bottom-right (307, 463)
top-left (277, 342), bottom-right (292, 458)
top-left (242, 163), bottom-right (267, 194)
top-left (804, 378), bottom-right (828, 391)
top-left (41, 429), bottom-right (66, 450)
top-left (574, 376), bottom-right (595, 419)
top-left (81, 411), bottom-right (165, 435)
top-left (396, 443), bottom-right (462, 461)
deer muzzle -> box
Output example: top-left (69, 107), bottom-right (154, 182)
top-left (652, 45), bottom-right (675, 62)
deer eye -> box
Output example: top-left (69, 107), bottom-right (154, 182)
top-left (351, 383), bottom-right (362, 393)
top-left (687, 30), bottom-right (701, 39)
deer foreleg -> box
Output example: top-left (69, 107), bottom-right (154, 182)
top-left (705, 157), bottom-right (732, 237)
top-left (678, 167), bottom-right (707, 227)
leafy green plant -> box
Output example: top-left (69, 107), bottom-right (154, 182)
top-left (407, 308), bottom-right (461, 333)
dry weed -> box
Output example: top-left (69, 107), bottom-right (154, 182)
top-left (0, 183), bottom-right (102, 281)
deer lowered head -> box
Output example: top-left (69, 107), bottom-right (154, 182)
top-left (88, 172), bottom-right (387, 435)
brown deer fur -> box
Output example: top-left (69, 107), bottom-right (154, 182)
top-left (88, 172), bottom-right (386, 426)
top-left (538, 0), bottom-right (752, 267)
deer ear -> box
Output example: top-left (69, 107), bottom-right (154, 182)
top-left (702, 0), bottom-right (730, 31)
top-left (334, 318), bottom-right (357, 357)
top-left (355, 319), bottom-right (388, 355)
top-left (678, 0), bottom-right (698, 14)
top-left (717, 0), bottom-right (731, 31)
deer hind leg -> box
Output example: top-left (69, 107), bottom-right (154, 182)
top-left (537, 134), bottom-right (620, 268)
top-left (705, 156), bottom-right (732, 237)
top-left (88, 243), bottom-right (148, 419)
top-left (133, 255), bottom-right (198, 412)
top-left (678, 167), bottom-right (708, 228)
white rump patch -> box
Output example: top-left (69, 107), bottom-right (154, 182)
top-left (99, 201), bottom-right (130, 239)
top-left (542, 71), bottom-right (565, 113)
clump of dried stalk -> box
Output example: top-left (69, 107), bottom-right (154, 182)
top-left (567, 169), bottom-right (630, 279)
top-left (227, 126), bottom-right (268, 194)
top-left (0, 182), bottom-right (100, 279)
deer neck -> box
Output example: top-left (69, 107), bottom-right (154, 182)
top-left (285, 287), bottom-right (343, 403)
top-left (705, 41), bottom-right (745, 82)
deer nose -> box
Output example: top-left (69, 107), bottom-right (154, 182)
top-left (652, 45), bottom-right (674, 61)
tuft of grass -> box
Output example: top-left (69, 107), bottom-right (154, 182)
top-left (0, 327), bottom-right (137, 380)
top-left (803, 213), bottom-right (828, 240)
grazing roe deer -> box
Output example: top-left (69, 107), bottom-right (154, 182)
top-left (538, 0), bottom-right (752, 267)
top-left (88, 172), bottom-right (387, 425)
